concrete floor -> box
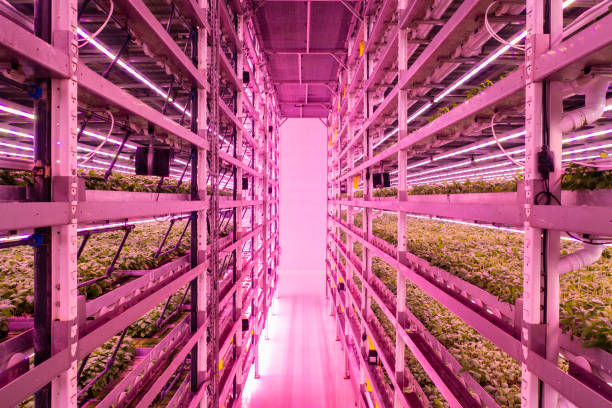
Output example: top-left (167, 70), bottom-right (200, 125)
top-left (242, 268), bottom-right (356, 408)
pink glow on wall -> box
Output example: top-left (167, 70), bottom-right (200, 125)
top-left (279, 118), bottom-right (327, 271)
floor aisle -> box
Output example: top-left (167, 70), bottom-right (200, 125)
top-left (242, 268), bottom-right (356, 408)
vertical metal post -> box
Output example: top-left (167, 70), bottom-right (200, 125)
top-left (522, 0), bottom-right (563, 406)
top-left (394, 0), bottom-right (408, 404)
top-left (33, 88), bottom-right (52, 408)
top-left (32, 1), bottom-right (53, 405)
top-left (49, 0), bottom-right (79, 406)
top-left (209, 0), bottom-right (221, 405)
top-left (360, 15), bottom-right (372, 400)
top-left (195, 4), bottom-right (209, 408)
top-left (233, 10), bottom-right (245, 404)
top-left (253, 85), bottom-right (262, 379)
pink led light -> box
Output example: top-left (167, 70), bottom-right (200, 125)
top-left (0, 141), bottom-right (34, 151)
top-left (78, 214), bottom-right (189, 233)
top-left (563, 127), bottom-right (612, 143)
top-left (393, 212), bottom-right (610, 245)
top-left (409, 165), bottom-right (522, 185)
top-left (408, 161), bottom-right (519, 183)
top-left (563, 142), bottom-right (612, 156)
top-left (405, 213), bottom-right (524, 234)
top-left (372, 128), bottom-right (399, 150)
top-left (407, 103), bottom-right (432, 125)
top-left (79, 163), bottom-right (134, 174)
top-left (562, 153), bottom-right (609, 162)
top-left (434, 131), bottom-right (526, 162)
top-left (1, 126), bottom-right (190, 170)
top-left (76, 28), bottom-right (191, 117)
top-left (85, 157), bottom-right (135, 171)
top-left (0, 127), bottom-right (33, 139)
top-left (403, 125), bottom-right (612, 181)
top-left (80, 128), bottom-right (138, 149)
top-left (406, 161), bottom-right (469, 179)
top-left (0, 234), bottom-right (30, 243)
top-left (77, 145), bottom-right (130, 161)
top-left (0, 150), bottom-right (34, 159)
top-left (474, 147), bottom-right (525, 162)
top-left (0, 104), bottom-right (35, 120)
top-left (434, 31), bottom-right (527, 103)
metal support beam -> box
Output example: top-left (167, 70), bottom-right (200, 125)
top-left (337, 0), bottom-right (363, 22)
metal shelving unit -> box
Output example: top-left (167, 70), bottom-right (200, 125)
top-left (0, 0), bottom-right (279, 407)
top-left (327, 0), bottom-right (612, 407)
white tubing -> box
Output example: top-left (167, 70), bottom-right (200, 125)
top-left (558, 241), bottom-right (604, 275)
top-left (560, 76), bottom-right (611, 132)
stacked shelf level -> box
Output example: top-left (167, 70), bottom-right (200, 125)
top-left (327, 0), bottom-right (612, 407)
top-left (0, 0), bottom-right (280, 407)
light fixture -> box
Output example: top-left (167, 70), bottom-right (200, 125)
top-left (76, 28), bottom-right (191, 118)
top-left (0, 104), bottom-right (35, 120)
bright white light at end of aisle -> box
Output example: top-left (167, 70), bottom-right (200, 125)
top-left (76, 28), bottom-right (191, 118)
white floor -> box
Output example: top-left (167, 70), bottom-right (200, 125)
top-left (242, 268), bottom-right (356, 408)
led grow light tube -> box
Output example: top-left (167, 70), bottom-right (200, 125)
top-left (0, 127), bottom-right (33, 139)
top-left (408, 161), bottom-right (520, 183)
top-left (434, 131), bottom-right (527, 161)
top-left (403, 126), bottom-right (612, 178)
top-left (0, 104), bottom-right (35, 119)
top-left (0, 141), bottom-right (34, 151)
top-left (1, 127), bottom-right (190, 169)
top-left (372, 128), bottom-right (399, 150)
top-left (76, 28), bottom-right (191, 118)
top-left (80, 128), bottom-right (138, 150)
top-left (0, 150), bottom-right (34, 159)
top-left (408, 165), bottom-right (522, 185)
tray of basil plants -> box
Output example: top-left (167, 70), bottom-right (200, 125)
top-left (8, 219), bottom-right (194, 407)
top-left (344, 200), bottom-right (610, 406)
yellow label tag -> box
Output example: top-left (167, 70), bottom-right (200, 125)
top-left (219, 358), bottom-right (223, 370)
top-left (334, 129), bottom-right (338, 139)
top-left (341, 305), bottom-right (344, 313)
top-left (330, 138), bottom-right (333, 147)
top-left (338, 274), bottom-right (343, 283)
top-left (366, 376), bottom-right (373, 392)
top-left (368, 335), bottom-right (375, 351)
top-left (359, 41), bottom-right (364, 57)
top-left (354, 176), bottom-right (359, 189)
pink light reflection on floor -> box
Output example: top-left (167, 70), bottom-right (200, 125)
top-left (242, 268), bottom-right (356, 408)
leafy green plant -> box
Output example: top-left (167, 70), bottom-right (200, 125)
top-left (371, 213), bottom-right (612, 352)
top-left (78, 336), bottom-right (135, 402)
top-left (562, 163), bottom-right (612, 190)
top-left (371, 257), bottom-right (521, 406)
top-left (0, 169), bottom-right (234, 196)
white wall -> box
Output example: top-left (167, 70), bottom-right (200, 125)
top-left (279, 118), bottom-right (327, 271)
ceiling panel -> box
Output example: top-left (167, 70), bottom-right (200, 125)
top-left (252, 0), bottom-right (355, 117)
